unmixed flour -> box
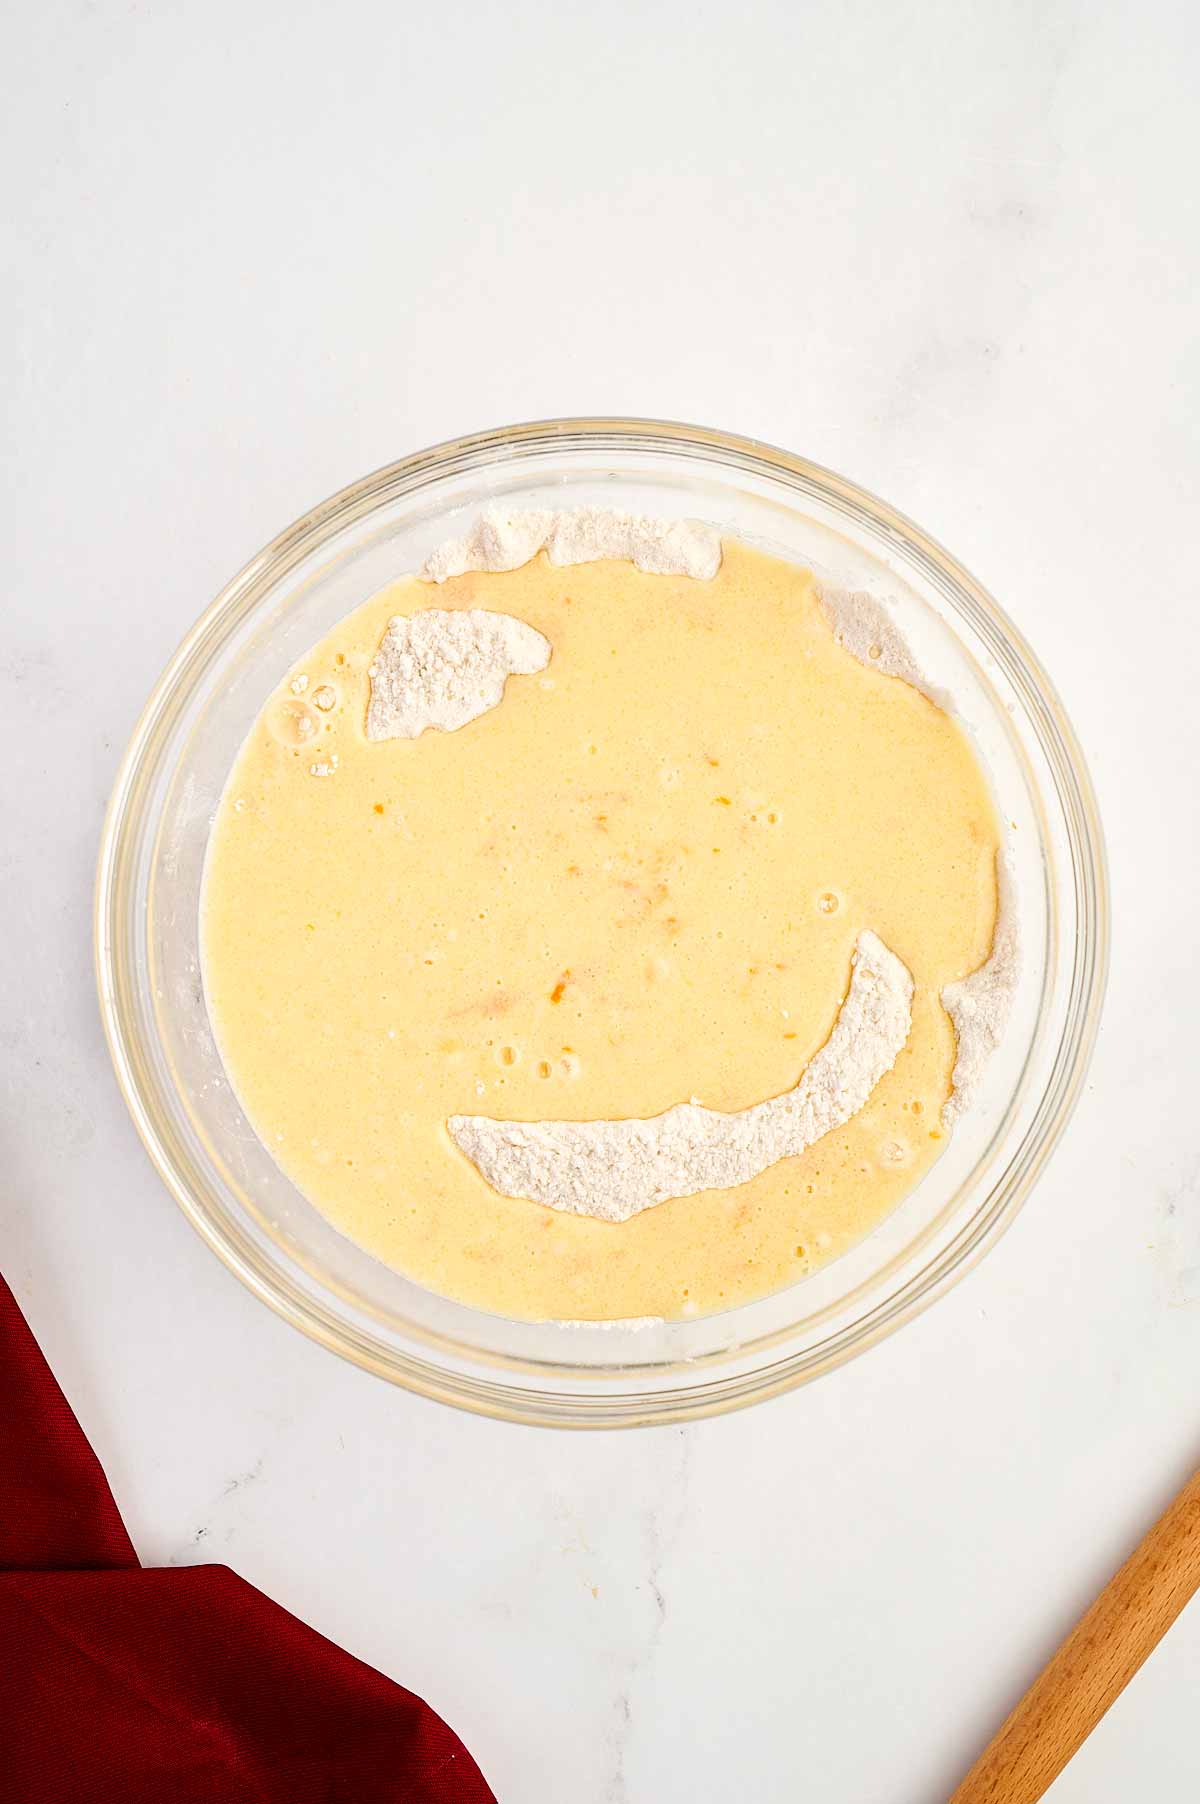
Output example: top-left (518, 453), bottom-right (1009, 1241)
top-left (817, 580), bottom-right (1020, 1126)
top-left (365, 608), bottom-right (550, 741)
top-left (448, 932), bottom-right (913, 1222)
top-left (940, 851), bottom-right (1019, 1126)
top-left (365, 507), bottom-right (718, 741)
top-left (819, 585), bottom-right (946, 706)
top-left (419, 505), bottom-right (722, 583)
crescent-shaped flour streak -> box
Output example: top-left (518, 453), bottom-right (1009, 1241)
top-left (448, 930), bottom-right (914, 1223)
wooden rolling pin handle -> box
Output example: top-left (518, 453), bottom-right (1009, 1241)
top-left (949, 1465), bottom-right (1200, 1804)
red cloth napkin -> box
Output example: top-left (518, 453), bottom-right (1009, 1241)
top-left (0, 1272), bottom-right (495, 1802)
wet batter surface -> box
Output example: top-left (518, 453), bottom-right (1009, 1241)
top-left (201, 540), bottom-right (1000, 1320)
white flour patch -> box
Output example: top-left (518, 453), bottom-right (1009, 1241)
top-left (818, 585), bottom-right (947, 706)
top-left (420, 506), bottom-right (721, 583)
top-left (940, 851), bottom-right (1020, 1126)
top-left (817, 581), bottom-right (1020, 1124)
top-left (448, 931), bottom-right (913, 1222)
top-left (366, 608), bottom-right (550, 742)
top-left (550, 1316), bottom-right (664, 1331)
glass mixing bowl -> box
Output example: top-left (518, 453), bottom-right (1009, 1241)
top-left (96, 419), bottom-right (1107, 1426)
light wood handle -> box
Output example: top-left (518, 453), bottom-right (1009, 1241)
top-left (949, 1465), bottom-right (1200, 1804)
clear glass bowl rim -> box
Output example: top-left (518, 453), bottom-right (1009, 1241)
top-left (95, 417), bottom-right (1109, 1426)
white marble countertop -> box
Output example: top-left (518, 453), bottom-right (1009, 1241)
top-left (4, 3), bottom-right (1199, 1798)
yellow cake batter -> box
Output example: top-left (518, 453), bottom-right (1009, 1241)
top-left (201, 539), bottom-right (1000, 1321)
